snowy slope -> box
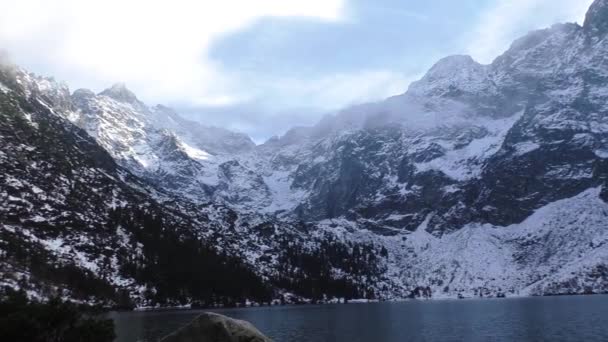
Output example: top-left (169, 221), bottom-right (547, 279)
top-left (392, 187), bottom-right (608, 298)
top-left (310, 187), bottom-right (608, 299)
top-left (0, 62), bottom-right (383, 305)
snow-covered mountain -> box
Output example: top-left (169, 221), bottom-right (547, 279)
top-left (0, 63), bottom-right (385, 306)
top-left (2, 0), bottom-right (608, 303)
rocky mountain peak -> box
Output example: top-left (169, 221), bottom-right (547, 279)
top-left (72, 88), bottom-right (95, 99)
top-left (71, 89), bottom-right (96, 111)
top-left (99, 82), bottom-right (140, 104)
top-left (414, 55), bottom-right (484, 84)
top-left (584, 0), bottom-right (608, 36)
top-left (428, 55), bottom-right (480, 72)
top-left (153, 104), bottom-right (176, 114)
top-left (407, 54), bottom-right (489, 98)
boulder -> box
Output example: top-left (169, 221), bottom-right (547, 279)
top-left (160, 312), bottom-right (272, 342)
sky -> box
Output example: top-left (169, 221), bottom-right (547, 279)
top-left (0, 0), bottom-right (594, 142)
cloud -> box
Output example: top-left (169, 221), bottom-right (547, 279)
top-left (0, 0), bottom-right (416, 139)
top-left (1, 0), bottom-right (596, 140)
top-left (178, 69), bottom-right (417, 141)
top-left (0, 0), bottom-right (344, 105)
top-left (466, 0), bottom-right (594, 64)
top-left (250, 70), bottom-right (414, 110)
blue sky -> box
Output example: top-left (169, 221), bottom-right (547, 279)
top-left (0, 0), bottom-right (594, 142)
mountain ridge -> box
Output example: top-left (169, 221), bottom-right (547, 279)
top-left (2, 0), bottom-right (608, 304)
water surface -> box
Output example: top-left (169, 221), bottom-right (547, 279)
top-left (111, 295), bottom-right (608, 341)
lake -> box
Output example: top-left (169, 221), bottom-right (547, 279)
top-left (111, 295), bottom-right (608, 341)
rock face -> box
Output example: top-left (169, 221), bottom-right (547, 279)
top-left (0, 62), bottom-right (384, 306)
top-left (44, 2), bottom-right (608, 231)
top-left (53, 0), bottom-right (608, 236)
top-left (160, 313), bottom-right (271, 342)
top-left (585, 0), bottom-right (608, 37)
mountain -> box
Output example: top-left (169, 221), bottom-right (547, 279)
top-left (2, 0), bottom-right (608, 303)
top-left (0, 63), bottom-right (387, 306)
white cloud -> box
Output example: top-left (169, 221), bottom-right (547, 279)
top-left (0, 0), bottom-right (344, 105)
top-left (251, 70), bottom-right (416, 110)
top-left (466, 0), bottom-right (594, 64)
top-left (1, 0), bottom-right (596, 140)
top-left (175, 69), bottom-right (417, 141)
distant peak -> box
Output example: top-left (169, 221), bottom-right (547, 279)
top-left (409, 55), bottom-right (482, 84)
top-left (425, 55), bottom-right (483, 77)
top-left (437, 54), bottom-right (477, 64)
top-left (72, 88), bottom-right (95, 99)
top-left (584, 0), bottom-right (608, 36)
top-left (406, 54), bottom-right (491, 98)
top-left (152, 104), bottom-right (177, 114)
top-left (109, 82), bottom-right (128, 91)
top-left (99, 83), bottom-right (139, 104)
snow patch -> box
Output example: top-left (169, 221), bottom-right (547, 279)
top-left (595, 149), bottom-right (608, 158)
top-left (415, 113), bottom-right (522, 181)
top-left (0, 82), bottom-right (10, 94)
top-left (262, 170), bottom-right (308, 213)
top-left (178, 140), bottom-right (211, 161)
top-left (377, 187), bottom-right (608, 298)
top-left (513, 141), bottom-right (540, 156)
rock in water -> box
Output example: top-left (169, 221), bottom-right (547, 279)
top-left (160, 312), bottom-right (272, 342)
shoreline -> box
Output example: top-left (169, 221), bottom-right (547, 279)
top-left (113, 292), bottom-right (608, 314)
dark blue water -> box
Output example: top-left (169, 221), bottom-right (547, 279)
top-left (111, 295), bottom-right (608, 341)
